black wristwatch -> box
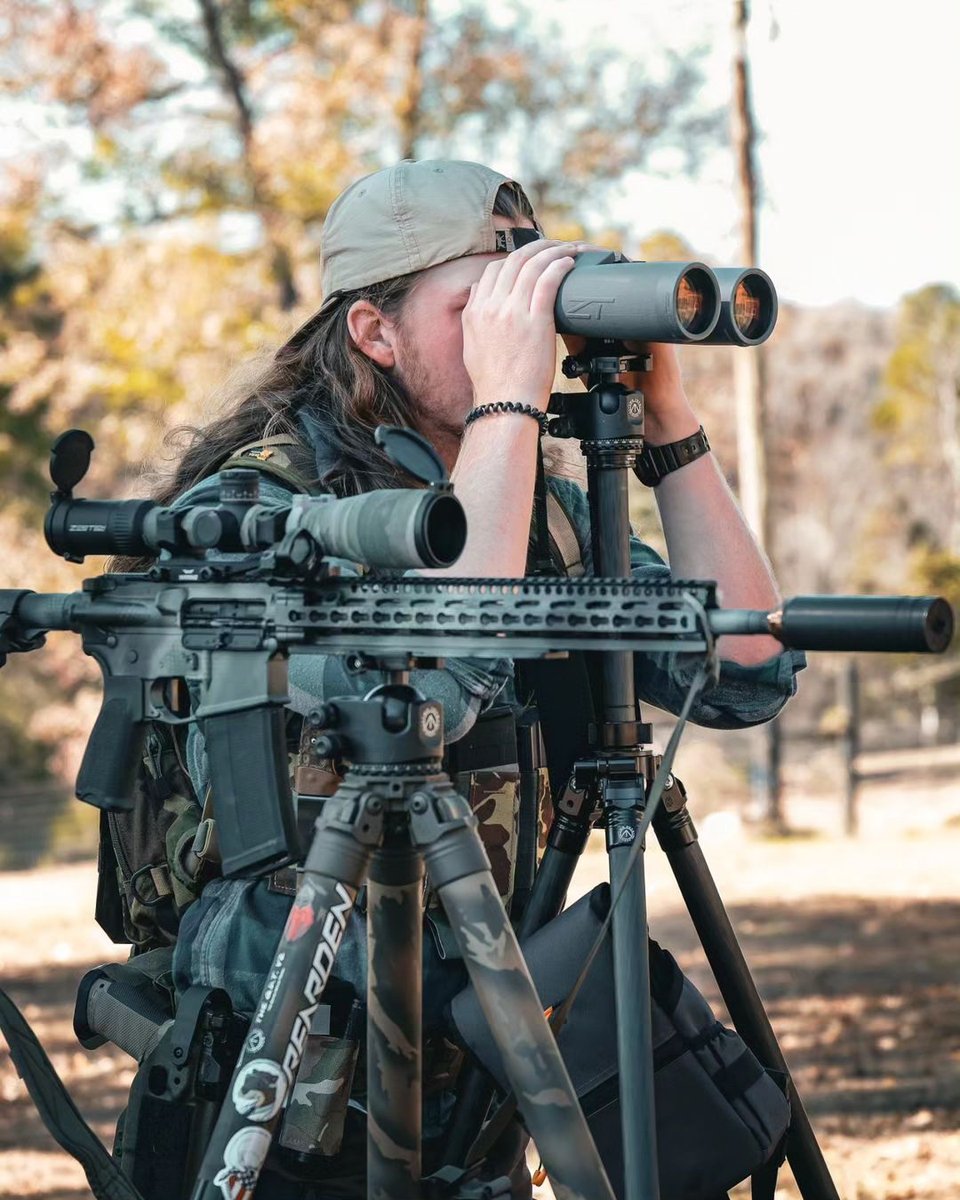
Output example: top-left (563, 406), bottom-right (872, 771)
top-left (635, 426), bottom-right (711, 487)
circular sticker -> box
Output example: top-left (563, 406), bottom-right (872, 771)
top-left (214, 1126), bottom-right (271, 1200)
top-left (232, 1058), bottom-right (288, 1122)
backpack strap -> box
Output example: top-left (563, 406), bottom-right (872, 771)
top-left (220, 433), bottom-right (319, 495)
top-left (545, 490), bottom-right (584, 577)
top-left (517, 465), bottom-right (593, 796)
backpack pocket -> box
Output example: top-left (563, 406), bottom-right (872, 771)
top-left (449, 883), bottom-right (790, 1200)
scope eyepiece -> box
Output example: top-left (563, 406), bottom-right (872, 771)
top-left (44, 497), bottom-right (156, 561)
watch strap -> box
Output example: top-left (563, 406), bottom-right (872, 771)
top-left (635, 426), bottom-right (711, 487)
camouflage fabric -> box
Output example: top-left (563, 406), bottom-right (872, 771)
top-left (451, 767), bottom-right (521, 910)
top-left (98, 725), bottom-right (205, 951)
top-left (220, 434), bottom-right (318, 496)
top-left (535, 766), bottom-right (551, 858)
top-left (279, 1034), bottom-right (359, 1157)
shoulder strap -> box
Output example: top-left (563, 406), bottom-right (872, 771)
top-left (519, 456), bottom-right (593, 793)
top-left (529, 442), bottom-right (585, 579)
top-left (545, 489), bottom-right (584, 577)
top-left (220, 433), bottom-right (319, 495)
top-left (0, 987), bottom-right (143, 1200)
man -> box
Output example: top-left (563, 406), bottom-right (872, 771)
top-left (165, 159), bottom-right (802, 1196)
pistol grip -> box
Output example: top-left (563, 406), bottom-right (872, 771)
top-left (76, 676), bottom-right (145, 811)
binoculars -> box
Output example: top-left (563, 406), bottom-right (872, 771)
top-left (555, 251), bottom-right (778, 345)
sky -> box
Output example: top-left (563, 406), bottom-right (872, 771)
top-left (556, 0), bottom-right (960, 309)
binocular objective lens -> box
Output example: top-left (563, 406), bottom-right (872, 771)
top-left (676, 276), bottom-right (704, 330)
top-left (733, 281), bottom-right (763, 337)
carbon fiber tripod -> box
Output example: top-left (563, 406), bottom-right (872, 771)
top-left (537, 344), bottom-right (839, 1198)
top-left (188, 659), bottom-right (617, 1200)
top-left (445, 341), bottom-right (841, 1200)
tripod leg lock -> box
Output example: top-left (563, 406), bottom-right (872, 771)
top-left (409, 781), bottom-right (490, 887)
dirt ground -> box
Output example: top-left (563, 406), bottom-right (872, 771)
top-left (1, 778), bottom-right (958, 1200)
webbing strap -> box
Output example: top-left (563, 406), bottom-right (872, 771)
top-left (546, 491), bottom-right (584, 576)
top-left (220, 433), bottom-right (317, 495)
top-left (0, 986), bottom-right (145, 1200)
top-left (752, 1158), bottom-right (780, 1200)
top-left (148, 866), bottom-right (173, 898)
top-left (712, 1047), bottom-right (766, 1102)
top-left (529, 444), bottom-right (554, 576)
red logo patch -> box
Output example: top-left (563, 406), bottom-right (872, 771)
top-left (286, 895), bottom-right (315, 942)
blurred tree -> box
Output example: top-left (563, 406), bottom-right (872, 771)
top-left (875, 286), bottom-right (960, 541)
top-left (0, 0), bottom-right (725, 804)
top-left (730, 0), bottom-right (784, 830)
top-left (3, 0), bottom-right (724, 239)
top-left (637, 230), bottom-right (695, 262)
top-left (873, 284), bottom-right (960, 628)
top-left (414, 2), bottom-right (723, 227)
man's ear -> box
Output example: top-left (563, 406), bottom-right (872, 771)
top-left (346, 300), bottom-right (397, 369)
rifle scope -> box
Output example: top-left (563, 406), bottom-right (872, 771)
top-left (44, 433), bottom-right (465, 571)
top-left (553, 252), bottom-right (777, 345)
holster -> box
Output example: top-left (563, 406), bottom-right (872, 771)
top-left (73, 959), bottom-right (244, 1200)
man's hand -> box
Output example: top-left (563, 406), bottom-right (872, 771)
top-left (463, 239), bottom-right (577, 411)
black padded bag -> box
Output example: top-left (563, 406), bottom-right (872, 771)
top-left (449, 884), bottom-right (789, 1200)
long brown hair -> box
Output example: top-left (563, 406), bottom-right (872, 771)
top-left (149, 180), bottom-right (539, 506)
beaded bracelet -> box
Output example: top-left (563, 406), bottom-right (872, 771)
top-left (464, 401), bottom-right (549, 435)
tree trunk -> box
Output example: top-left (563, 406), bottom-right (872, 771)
top-left (396, 0), bottom-right (430, 161)
top-left (196, 0), bottom-right (298, 310)
top-left (731, 0), bottom-right (783, 830)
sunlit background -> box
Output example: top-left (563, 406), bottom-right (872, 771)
top-left (0, 2), bottom-right (958, 1197)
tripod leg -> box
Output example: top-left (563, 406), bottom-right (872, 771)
top-left (444, 811), bottom-right (592, 1167)
top-left (654, 798), bottom-right (840, 1200)
top-left (189, 825), bottom-right (372, 1200)
top-left (606, 778), bottom-right (660, 1200)
top-left (367, 842), bottom-right (424, 1199)
top-left (417, 815), bottom-right (616, 1200)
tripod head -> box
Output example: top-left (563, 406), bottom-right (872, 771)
top-left (304, 656), bottom-right (446, 772)
top-left (548, 339), bottom-right (648, 455)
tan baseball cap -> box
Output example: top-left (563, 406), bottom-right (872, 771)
top-left (318, 159), bottom-right (541, 307)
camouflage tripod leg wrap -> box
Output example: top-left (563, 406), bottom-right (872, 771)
top-left (416, 806), bottom-right (615, 1200)
top-left (190, 827), bottom-right (369, 1200)
top-left (367, 842), bottom-right (424, 1200)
